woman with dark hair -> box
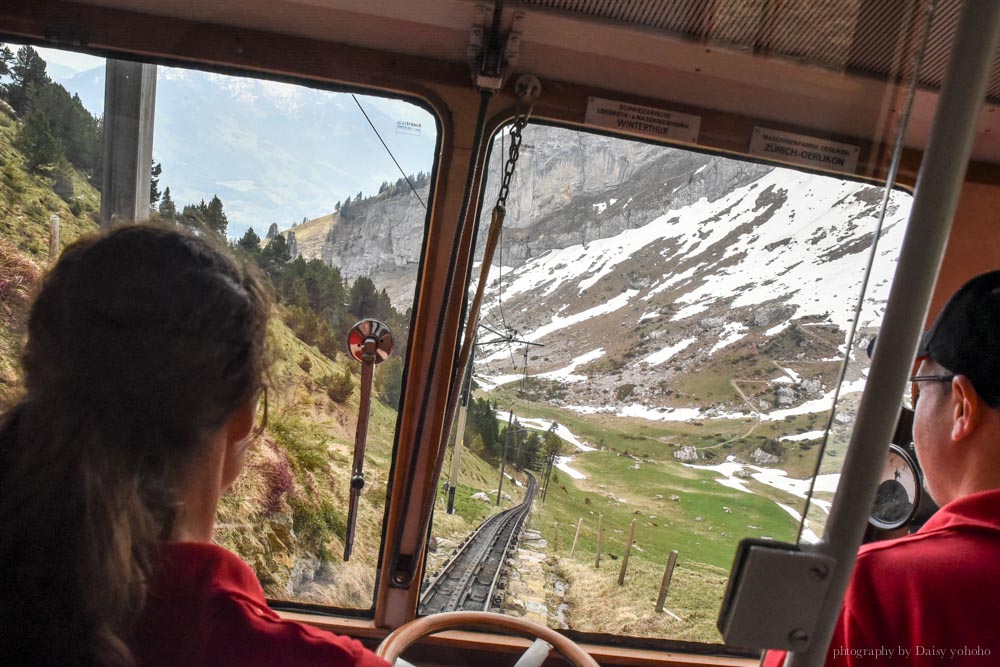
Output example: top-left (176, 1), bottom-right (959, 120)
top-left (0, 223), bottom-right (388, 667)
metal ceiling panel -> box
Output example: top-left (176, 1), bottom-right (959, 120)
top-left (517, 0), bottom-right (1000, 104)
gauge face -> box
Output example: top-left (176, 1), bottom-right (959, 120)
top-left (869, 444), bottom-right (921, 530)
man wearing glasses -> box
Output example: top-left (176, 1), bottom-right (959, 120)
top-left (766, 270), bottom-right (1000, 666)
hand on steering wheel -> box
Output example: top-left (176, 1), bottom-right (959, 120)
top-left (376, 611), bottom-right (599, 666)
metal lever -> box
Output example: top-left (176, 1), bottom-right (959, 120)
top-left (344, 319), bottom-right (394, 561)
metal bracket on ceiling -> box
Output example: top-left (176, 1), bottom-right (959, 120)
top-left (468, 6), bottom-right (527, 93)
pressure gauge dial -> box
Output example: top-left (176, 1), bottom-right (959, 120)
top-left (869, 443), bottom-right (921, 530)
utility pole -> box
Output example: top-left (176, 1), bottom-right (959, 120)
top-left (541, 422), bottom-right (558, 502)
top-left (541, 449), bottom-right (555, 502)
top-left (497, 410), bottom-right (513, 506)
top-left (447, 358), bottom-right (475, 514)
top-left (520, 343), bottom-right (529, 395)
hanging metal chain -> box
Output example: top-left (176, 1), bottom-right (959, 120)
top-left (495, 110), bottom-right (529, 211)
top-left (495, 75), bottom-right (541, 212)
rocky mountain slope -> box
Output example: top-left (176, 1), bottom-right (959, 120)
top-left (474, 160), bottom-right (908, 416)
top-left (289, 125), bottom-right (774, 302)
top-left (284, 125), bottom-right (908, 422)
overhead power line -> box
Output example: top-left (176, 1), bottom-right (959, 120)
top-left (351, 94), bottom-right (427, 210)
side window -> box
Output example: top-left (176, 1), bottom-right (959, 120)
top-left (0, 44), bottom-right (104, 399)
top-left (424, 123), bottom-right (910, 644)
top-left (0, 42), bottom-right (439, 613)
top-left (149, 66), bottom-right (437, 610)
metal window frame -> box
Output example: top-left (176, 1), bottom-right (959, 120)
top-left (100, 59), bottom-right (156, 226)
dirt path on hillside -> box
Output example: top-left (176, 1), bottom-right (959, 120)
top-left (796, 323), bottom-right (843, 351)
top-left (686, 379), bottom-right (762, 451)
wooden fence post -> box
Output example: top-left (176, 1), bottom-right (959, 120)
top-left (569, 518), bottom-right (583, 557)
top-left (553, 523), bottom-right (559, 553)
top-left (655, 549), bottom-right (679, 612)
top-left (49, 214), bottom-right (60, 263)
top-left (617, 519), bottom-right (637, 585)
top-left (594, 514), bottom-right (604, 568)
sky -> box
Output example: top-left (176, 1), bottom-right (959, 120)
top-left (35, 46), bottom-right (104, 72)
top-left (30, 45), bottom-right (432, 126)
top-left (10, 42), bottom-right (437, 236)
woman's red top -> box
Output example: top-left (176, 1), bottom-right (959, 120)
top-left (133, 542), bottom-right (390, 667)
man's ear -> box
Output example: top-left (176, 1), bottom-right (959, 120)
top-left (951, 376), bottom-right (981, 442)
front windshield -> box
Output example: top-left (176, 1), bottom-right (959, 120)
top-left (422, 121), bottom-right (912, 643)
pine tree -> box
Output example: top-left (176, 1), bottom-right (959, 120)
top-left (237, 227), bottom-right (262, 255)
top-left (4, 46), bottom-right (49, 115)
top-left (543, 430), bottom-right (562, 466)
top-left (31, 82), bottom-right (100, 173)
top-left (348, 276), bottom-right (380, 318)
top-left (259, 233), bottom-right (291, 271)
top-left (180, 201), bottom-right (205, 229)
top-left (159, 187), bottom-right (177, 219)
top-left (16, 103), bottom-right (62, 171)
top-left (375, 356), bottom-right (404, 407)
top-left (149, 161), bottom-right (162, 208)
top-left (0, 46), bottom-right (14, 79)
top-left (205, 195), bottom-right (227, 236)
top-left (177, 195), bottom-right (227, 236)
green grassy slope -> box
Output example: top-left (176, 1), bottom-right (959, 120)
top-left (0, 106), bottom-right (101, 398)
top-left (483, 385), bottom-right (830, 641)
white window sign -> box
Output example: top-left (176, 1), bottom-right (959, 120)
top-left (750, 127), bottom-right (860, 173)
top-left (585, 97), bottom-right (701, 143)
top-left (396, 120), bottom-right (422, 136)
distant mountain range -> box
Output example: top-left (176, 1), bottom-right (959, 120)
top-left (57, 63), bottom-right (436, 238)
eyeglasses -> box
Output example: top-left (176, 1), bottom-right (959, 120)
top-left (909, 374), bottom-right (955, 405)
top-left (253, 385), bottom-right (268, 436)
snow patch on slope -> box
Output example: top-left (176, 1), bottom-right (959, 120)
top-left (485, 167), bottom-right (909, 339)
top-left (641, 337), bottom-right (697, 366)
top-left (536, 348), bottom-right (605, 383)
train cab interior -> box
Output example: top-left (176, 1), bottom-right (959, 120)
top-left (2, 1), bottom-right (999, 666)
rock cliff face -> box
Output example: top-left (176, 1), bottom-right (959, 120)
top-left (479, 126), bottom-right (771, 267)
top-left (294, 124), bottom-right (771, 304)
top-left (319, 183), bottom-right (430, 303)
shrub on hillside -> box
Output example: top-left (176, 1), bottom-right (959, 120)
top-left (283, 305), bottom-right (338, 359)
top-left (297, 354), bottom-right (312, 373)
top-left (320, 368), bottom-right (353, 403)
top-left (0, 239), bottom-right (40, 326)
top-left (260, 446), bottom-right (295, 515)
top-left (615, 383), bottom-right (636, 401)
top-left (288, 495), bottom-right (346, 560)
top-left (52, 157), bottom-right (74, 201)
top-left (375, 356), bottom-right (403, 407)
top-left (762, 438), bottom-right (784, 456)
top-left (268, 415), bottom-right (329, 474)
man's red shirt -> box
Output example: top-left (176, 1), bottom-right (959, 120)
top-left (133, 542), bottom-right (390, 667)
top-left (764, 489), bottom-right (1000, 666)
